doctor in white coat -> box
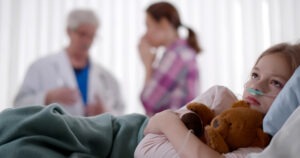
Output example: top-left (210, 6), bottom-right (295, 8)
top-left (14, 9), bottom-right (124, 116)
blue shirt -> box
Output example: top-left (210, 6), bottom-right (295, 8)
top-left (74, 63), bottom-right (90, 106)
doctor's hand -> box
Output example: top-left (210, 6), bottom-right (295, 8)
top-left (45, 87), bottom-right (79, 106)
top-left (85, 95), bottom-right (106, 116)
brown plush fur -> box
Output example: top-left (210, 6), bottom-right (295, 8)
top-left (181, 101), bottom-right (271, 153)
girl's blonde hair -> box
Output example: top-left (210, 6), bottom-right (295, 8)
top-left (255, 43), bottom-right (300, 73)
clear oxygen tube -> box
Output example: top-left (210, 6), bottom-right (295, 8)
top-left (247, 88), bottom-right (277, 98)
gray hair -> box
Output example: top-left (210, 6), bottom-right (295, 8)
top-left (67, 9), bottom-right (99, 30)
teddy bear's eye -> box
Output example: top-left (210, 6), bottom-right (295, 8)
top-left (213, 119), bottom-right (219, 128)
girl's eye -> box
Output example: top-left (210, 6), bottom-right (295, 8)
top-left (271, 80), bottom-right (284, 89)
top-left (251, 72), bottom-right (259, 79)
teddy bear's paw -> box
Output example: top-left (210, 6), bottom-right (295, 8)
top-left (204, 126), bottom-right (229, 153)
top-left (231, 100), bottom-right (249, 108)
top-left (251, 129), bottom-right (271, 148)
top-left (181, 112), bottom-right (204, 138)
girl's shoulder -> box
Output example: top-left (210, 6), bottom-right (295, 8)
top-left (192, 85), bottom-right (238, 115)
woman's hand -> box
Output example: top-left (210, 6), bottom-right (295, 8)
top-left (144, 110), bottom-right (181, 135)
top-left (138, 35), bottom-right (155, 69)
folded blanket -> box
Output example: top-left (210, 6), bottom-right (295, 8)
top-left (0, 104), bottom-right (148, 158)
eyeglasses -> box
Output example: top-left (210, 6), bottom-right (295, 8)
top-left (73, 29), bottom-right (97, 40)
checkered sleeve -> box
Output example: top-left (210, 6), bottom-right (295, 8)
top-left (141, 51), bottom-right (187, 116)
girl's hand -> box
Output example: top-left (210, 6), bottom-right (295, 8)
top-left (144, 110), bottom-right (181, 135)
top-left (138, 35), bottom-right (155, 69)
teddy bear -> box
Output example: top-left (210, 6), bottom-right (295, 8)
top-left (181, 100), bottom-right (271, 153)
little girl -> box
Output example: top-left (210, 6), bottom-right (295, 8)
top-left (135, 42), bottom-right (300, 158)
top-left (139, 2), bottom-right (201, 116)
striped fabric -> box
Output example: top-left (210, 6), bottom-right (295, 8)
top-left (141, 39), bottom-right (199, 116)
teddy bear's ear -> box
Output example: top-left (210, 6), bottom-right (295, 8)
top-left (187, 102), bottom-right (209, 109)
top-left (181, 112), bottom-right (204, 138)
top-left (231, 100), bottom-right (249, 108)
top-left (187, 102), bottom-right (215, 126)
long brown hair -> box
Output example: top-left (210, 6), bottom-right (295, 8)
top-left (146, 2), bottom-right (202, 53)
top-left (255, 43), bottom-right (300, 73)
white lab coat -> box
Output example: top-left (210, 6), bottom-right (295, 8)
top-left (14, 51), bottom-right (124, 116)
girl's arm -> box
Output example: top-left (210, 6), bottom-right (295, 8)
top-left (144, 110), bottom-right (224, 158)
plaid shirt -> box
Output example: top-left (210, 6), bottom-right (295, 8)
top-left (141, 39), bottom-right (199, 116)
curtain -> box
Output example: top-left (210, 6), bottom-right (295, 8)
top-left (0, 0), bottom-right (299, 114)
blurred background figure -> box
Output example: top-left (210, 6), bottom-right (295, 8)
top-left (13, 9), bottom-right (124, 116)
top-left (139, 2), bottom-right (202, 116)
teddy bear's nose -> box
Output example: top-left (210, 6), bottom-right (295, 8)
top-left (213, 119), bottom-right (219, 128)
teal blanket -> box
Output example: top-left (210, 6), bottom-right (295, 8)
top-left (0, 104), bottom-right (148, 158)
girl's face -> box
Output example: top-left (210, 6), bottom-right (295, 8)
top-left (243, 53), bottom-right (293, 114)
top-left (144, 14), bottom-right (167, 47)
